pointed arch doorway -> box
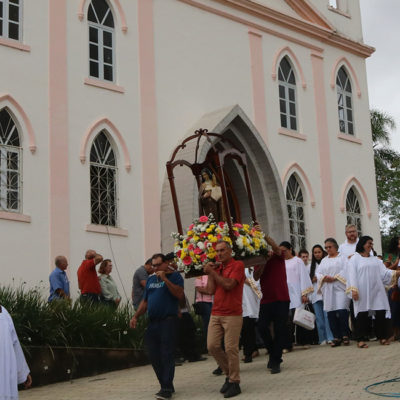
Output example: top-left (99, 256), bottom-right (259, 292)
top-left (160, 105), bottom-right (289, 252)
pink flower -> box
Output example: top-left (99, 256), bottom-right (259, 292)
top-left (183, 256), bottom-right (193, 265)
top-left (234, 231), bottom-right (240, 237)
top-left (187, 244), bottom-right (194, 251)
top-left (188, 224), bottom-right (194, 230)
top-left (200, 254), bottom-right (207, 262)
top-left (200, 232), bottom-right (208, 238)
top-left (194, 248), bottom-right (203, 255)
top-left (234, 223), bottom-right (243, 228)
top-left (199, 216), bottom-right (209, 223)
top-left (218, 222), bottom-right (225, 228)
top-left (217, 234), bottom-right (222, 240)
top-left (176, 250), bottom-right (182, 258)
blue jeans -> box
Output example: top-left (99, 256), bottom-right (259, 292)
top-left (313, 301), bottom-right (334, 343)
top-left (327, 309), bottom-right (349, 340)
top-left (145, 316), bottom-right (178, 392)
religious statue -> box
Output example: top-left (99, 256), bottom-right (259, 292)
top-left (199, 168), bottom-right (225, 221)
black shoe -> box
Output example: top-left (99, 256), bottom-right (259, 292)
top-left (244, 355), bottom-right (252, 363)
top-left (155, 389), bottom-right (172, 399)
top-left (188, 356), bottom-right (207, 362)
top-left (224, 383), bottom-right (241, 398)
top-left (220, 378), bottom-right (230, 394)
top-left (213, 366), bottom-right (223, 376)
top-left (270, 365), bottom-right (281, 374)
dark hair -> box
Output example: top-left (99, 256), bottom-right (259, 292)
top-left (355, 236), bottom-right (373, 254)
top-left (324, 238), bottom-right (339, 250)
top-left (201, 168), bottom-right (213, 181)
top-left (98, 259), bottom-right (111, 274)
top-left (310, 244), bottom-right (327, 279)
top-left (279, 241), bottom-right (295, 256)
top-left (298, 249), bottom-right (309, 257)
top-left (388, 237), bottom-right (400, 256)
top-left (165, 252), bottom-right (175, 261)
top-left (145, 258), bottom-right (152, 265)
top-left (151, 253), bottom-right (166, 262)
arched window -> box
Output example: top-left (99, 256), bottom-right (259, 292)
top-left (346, 187), bottom-right (362, 236)
top-left (0, 0), bottom-right (22, 41)
top-left (0, 108), bottom-right (21, 212)
top-left (90, 131), bottom-right (117, 226)
top-left (286, 174), bottom-right (306, 251)
top-left (278, 57), bottom-right (297, 131)
top-left (336, 66), bottom-right (354, 135)
top-left (88, 0), bottom-right (115, 82)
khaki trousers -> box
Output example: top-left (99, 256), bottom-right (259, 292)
top-left (207, 315), bottom-right (243, 383)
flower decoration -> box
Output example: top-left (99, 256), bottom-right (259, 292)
top-left (172, 214), bottom-right (269, 274)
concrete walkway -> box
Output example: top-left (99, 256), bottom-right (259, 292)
top-left (20, 341), bottom-right (400, 400)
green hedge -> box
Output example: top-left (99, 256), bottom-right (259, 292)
top-left (0, 285), bottom-right (146, 350)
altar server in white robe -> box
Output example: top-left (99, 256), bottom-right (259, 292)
top-left (0, 305), bottom-right (31, 400)
top-left (317, 238), bottom-right (350, 347)
top-left (280, 241), bottom-right (313, 350)
top-left (347, 236), bottom-right (400, 348)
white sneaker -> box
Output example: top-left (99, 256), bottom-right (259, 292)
top-left (319, 340), bottom-right (327, 345)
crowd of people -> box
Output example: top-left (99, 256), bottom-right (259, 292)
top-left (3, 224), bottom-right (400, 400)
top-left (130, 223), bottom-right (400, 399)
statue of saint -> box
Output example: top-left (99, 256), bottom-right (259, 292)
top-left (200, 168), bottom-right (225, 221)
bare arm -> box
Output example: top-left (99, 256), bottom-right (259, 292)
top-left (253, 265), bottom-right (265, 281)
top-left (156, 271), bottom-right (184, 300)
top-left (203, 263), bottom-right (238, 291)
top-left (94, 253), bottom-right (103, 265)
top-left (140, 279), bottom-right (147, 288)
top-left (196, 286), bottom-right (210, 294)
top-left (129, 299), bottom-right (148, 329)
top-left (205, 271), bottom-right (217, 295)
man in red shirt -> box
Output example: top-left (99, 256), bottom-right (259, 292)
top-left (204, 240), bottom-right (245, 399)
top-left (77, 249), bottom-right (103, 303)
top-left (254, 232), bottom-right (290, 374)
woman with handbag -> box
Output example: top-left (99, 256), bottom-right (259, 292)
top-left (317, 238), bottom-right (350, 347)
top-left (347, 236), bottom-right (400, 348)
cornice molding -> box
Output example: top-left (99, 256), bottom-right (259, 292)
top-left (182, 0), bottom-right (374, 58)
top-left (285, 0), bottom-right (333, 30)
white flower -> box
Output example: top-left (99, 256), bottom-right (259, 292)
top-left (197, 242), bottom-right (205, 250)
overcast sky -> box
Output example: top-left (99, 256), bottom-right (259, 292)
top-left (360, 1), bottom-right (400, 151)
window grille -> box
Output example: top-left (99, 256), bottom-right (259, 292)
top-left (90, 131), bottom-right (117, 226)
top-left (336, 66), bottom-right (354, 135)
top-left (346, 187), bottom-right (362, 236)
top-left (0, 0), bottom-right (22, 41)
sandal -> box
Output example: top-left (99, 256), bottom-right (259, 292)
top-left (357, 342), bottom-right (368, 348)
top-left (330, 339), bottom-right (341, 347)
top-left (342, 337), bottom-right (350, 346)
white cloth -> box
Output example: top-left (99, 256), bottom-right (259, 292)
top-left (0, 306), bottom-right (30, 400)
top-left (346, 253), bottom-right (395, 318)
top-left (317, 254), bottom-right (350, 312)
top-left (339, 239), bottom-right (373, 259)
top-left (309, 262), bottom-right (323, 304)
top-left (285, 257), bottom-right (313, 309)
top-left (242, 269), bottom-right (261, 319)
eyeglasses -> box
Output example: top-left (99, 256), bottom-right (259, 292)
top-left (325, 245), bottom-right (333, 249)
top-left (152, 262), bottom-right (163, 268)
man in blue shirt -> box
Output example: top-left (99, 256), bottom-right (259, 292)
top-left (130, 253), bottom-right (184, 400)
top-left (48, 256), bottom-right (70, 302)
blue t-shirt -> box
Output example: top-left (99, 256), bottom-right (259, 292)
top-left (48, 267), bottom-right (70, 302)
top-left (144, 272), bottom-right (184, 320)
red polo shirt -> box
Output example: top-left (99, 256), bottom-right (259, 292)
top-left (77, 259), bottom-right (101, 295)
top-left (255, 253), bottom-right (290, 304)
top-left (212, 258), bottom-right (245, 316)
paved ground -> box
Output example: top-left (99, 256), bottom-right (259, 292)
top-left (20, 341), bottom-right (400, 400)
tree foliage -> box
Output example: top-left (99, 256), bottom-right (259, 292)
top-left (371, 109), bottom-right (400, 248)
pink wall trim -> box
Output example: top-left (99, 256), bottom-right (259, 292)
top-left (85, 224), bottom-right (128, 237)
top-left (49, 0), bottom-right (70, 264)
top-left (0, 94), bottom-right (37, 153)
top-left (279, 128), bottom-right (307, 141)
top-left (311, 53), bottom-right (336, 237)
top-left (337, 133), bottom-right (362, 144)
top-left (178, 0), bottom-right (324, 53)
top-left (330, 56), bottom-right (362, 97)
top-left (138, 0), bottom-right (161, 255)
top-left (177, 0), bottom-right (373, 58)
top-left (80, 117), bottom-right (132, 172)
top-left (272, 46), bottom-right (307, 89)
top-left (78, 0), bottom-right (128, 32)
top-left (281, 162), bottom-right (316, 207)
top-left (248, 30), bottom-right (268, 144)
top-left (285, 0), bottom-right (333, 29)
top-left (84, 78), bottom-right (125, 93)
top-left (0, 211), bottom-right (31, 223)
top-left (340, 177), bottom-right (372, 218)
top-left (0, 37), bottom-right (30, 51)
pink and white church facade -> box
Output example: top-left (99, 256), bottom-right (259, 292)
top-left (0, 0), bottom-right (379, 297)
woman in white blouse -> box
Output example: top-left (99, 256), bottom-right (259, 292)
top-left (347, 236), bottom-right (400, 348)
top-left (317, 238), bottom-right (350, 347)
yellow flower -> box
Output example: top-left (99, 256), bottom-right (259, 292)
top-left (208, 251), bottom-right (216, 259)
top-left (180, 250), bottom-right (187, 259)
top-left (182, 240), bottom-right (188, 249)
top-left (187, 230), bottom-right (194, 236)
top-left (223, 236), bottom-right (232, 245)
top-left (242, 237), bottom-right (249, 245)
top-left (209, 224), bottom-right (216, 230)
top-left (243, 224), bottom-right (250, 233)
top-left (206, 228), bottom-right (212, 233)
top-left (193, 235), bottom-right (199, 241)
top-left (189, 251), bottom-right (195, 258)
